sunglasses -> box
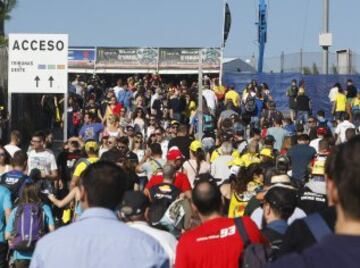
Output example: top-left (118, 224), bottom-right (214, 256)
top-left (31, 140), bottom-right (41, 143)
top-left (155, 132), bottom-right (162, 136)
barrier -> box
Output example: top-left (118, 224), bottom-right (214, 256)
top-left (223, 72), bottom-right (360, 118)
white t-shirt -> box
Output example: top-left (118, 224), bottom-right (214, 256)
top-left (182, 159), bottom-right (210, 187)
top-left (210, 155), bottom-right (234, 183)
top-left (328, 86), bottom-right (339, 102)
top-left (27, 149), bottom-right (58, 176)
top-left (202, 89), bottom-right (217, 111)
top-left (127, 221), bottom-right (178, 265)
top-left (4, 144), bottom-right (21, 158)
top-left (335, 120), bottom-right (355, 143)
top-left (113, 86), bottom-right (124, 97)
top-left (309, 138), bottom-right (321, 153)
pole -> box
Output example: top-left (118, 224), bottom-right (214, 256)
top-left (300, 48), bottom-right (303, 74)
top-left (280, 51), bottom-right (284, 73)
top-left (322, 0), bottom-right (329, 74)
top-left (7, 92), bottom-right (11, 134)
top-left (219, 0), bottom-right (226, 85)
top-left (197, 49), bottom-right (203, 140)
top-left (63, 91), bottom-right (68, 141)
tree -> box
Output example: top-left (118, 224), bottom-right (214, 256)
top-left (0, 0), bottom-right (17, 43)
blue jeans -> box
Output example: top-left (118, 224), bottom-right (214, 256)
top-left (297, 111), bottom-right (309, 125)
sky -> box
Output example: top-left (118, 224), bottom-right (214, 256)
top-left (5, 0), bottom-right (360, 60)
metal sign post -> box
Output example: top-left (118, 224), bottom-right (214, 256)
top-left (197, 49), bottom-right (203, 140)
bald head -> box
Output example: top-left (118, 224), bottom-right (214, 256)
top-left (163, 164), bottom-right (176, 181)
top-left (192, 180), bottom-right (222, 216)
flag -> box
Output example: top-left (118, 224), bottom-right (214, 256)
top-left (223, 2), bottom-right (232, 47)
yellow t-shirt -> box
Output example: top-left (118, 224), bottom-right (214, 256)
top-left (225, 90), bottom-right (240, 108)
top-left (213, 85), bottom-right (226, 99)
top-left (335, 93), bottom-right (347, 112)
top-left (352, 98), bottom-right (360, 110)
top-left (238, 153), bottom-right (260, 168)
top-left (228, 191), bottom-right (254, 218)
top-left (73, 157), bottom-right (99, 177)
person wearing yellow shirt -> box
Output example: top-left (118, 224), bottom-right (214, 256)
top-left (333, 88), bottom-right (347, 121)
top-left (351, 92), bottom-right (360, 126)
top-left (224, 86), bottom-right (240, 108)
top-left (70, 140), bottom-right (100, 188)
top-left (232, 140), bottom-right (260, 168)
top-left (211, 78), bottom-right (225, 100)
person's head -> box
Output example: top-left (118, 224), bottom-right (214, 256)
top-left (132, 133), bottom-right (143, 150)
top-left (118, 191), bottom-right (149, 222)
top-left (281, 136), bottom-right (293, 151)
top-left (154, 127), bottom-right (164, 143)
top-left (347, 79), bottom-right (353, 86)
top-left (192, 180), bottom-right (222, 220)
top-left (262, 185), bottom-right (297, 225)
top-left (274, 118), bottom-right (283, 127)
top-left (31, 131), bottom-right (46, 151)
top-left (134, 108), bottom-right (145, 119)
top-left (117, 136), bottom-right (129, 153)
top-left (149, 143), bottom-right (162, 157)
top-left (189, 140), bottom-right (206, 174)
top-left (18, 182), bottom-right (41, 205)
top-left (325, 136), bottom-right (360, 223)
top-left (11, 150), bottom-right (27, 170)
top-left (107, 115), bottom-right (119, 126)
top-left (109, 96), bottom-right (117, 106)
top-left (0, 146), bottom-right (10, 165)
top-left (248, 140), bottom-right (259, 154)
top-left (345, 128), bottom-right (356, 142)
top-left (317, 127), bottom-right (327, 138)
top-left (107, 136), bottom-right (117, 150)
top-left (167, 149), bottom-right (184, 170)
top-left (162, 164), bottom-right (176, 183)
top-left (307, 116), bottom-right (317, 127)
top-left (10, 130), bottom-right (21, 145)
top-left (80, 161), bottom-right (128, 210)
top-left (297, 133), bottom-right (310, 144)
top-left (149, 114), bottom-right (156, 125)
top-left (291, 79), bottom-right (297, 87)
top-left (84, 112), bottom-right (95, 124)
top-left (248, 164), bottom-right (264, 183)
top-left (317, 110), bottom-right (325, 119)
top-left (221, 141), bottom-right (233, 155)
top-left (177, 124), bottom-right (188, 137)
top-left (126, 125), bottom-right (135, 137)
top-left (84, 140), bottom-right (99, 156)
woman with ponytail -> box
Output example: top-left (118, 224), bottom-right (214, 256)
top-left (182, 140), bottom-right (210, 187)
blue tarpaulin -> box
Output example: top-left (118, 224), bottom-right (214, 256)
top-left (223, 72), bottom-right (360, 118)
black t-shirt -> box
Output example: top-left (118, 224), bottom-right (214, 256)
top-left (169, 97), bottom-right (182, 113)
top-left (296, 95), bottom-right (310, 111)
top-left (287, 144), bottom-right (316, 181)
top-left (347, 85), bottom-right (357, 98)
top-left (152, 99), bottom-right (164, 120)
top-left (297, 185), bottom-right (328, 215)
top-left (57, 150), bottom-right (84, 183)
top-left (168, 136), bottom-right (193, 160)
top-left (278, 206), bottom-right (336, 257)
top-left (149, 182), bottom-right (180, 204)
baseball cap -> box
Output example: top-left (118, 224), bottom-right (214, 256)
top-left (260, 148), bottom-right (273, 158)
top-left (171, 120), bottom-right (179, 126)
top-left (167, 149), bottom-right (184, 161)
top-left (120, 191), bottom-right (149, 217)
top-left (189, 140), bottom-right (202, 152)
top-left (84, 140), bottom-right (99, 152)
top-left (270, 174), bottom-right (291, 184)
top-left (264, 185), bottom-right (297, 215)
top-left (317, 127), bottom-right (327, 136)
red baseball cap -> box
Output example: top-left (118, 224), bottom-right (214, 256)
top-left (167, 149), bottom-right (184, 161)
top-left (317, 127), bottom-right (327, 136)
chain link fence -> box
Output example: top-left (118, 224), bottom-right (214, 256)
top-left (242, 50), bottom-right (359, 74)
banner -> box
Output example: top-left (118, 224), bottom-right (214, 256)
top-left (223, 2), bottom-right (232, 47)
top-left (68, 47), bottom-right (96, 68)
top-left (159, 48), bottom-right (220, 69)
top-left (96, 47), bottom-right (158, 69)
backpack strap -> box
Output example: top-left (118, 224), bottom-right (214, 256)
top-left (304, 213), bottom-right (332, 242)
top-left (234, 217), bottom-right (250, 247)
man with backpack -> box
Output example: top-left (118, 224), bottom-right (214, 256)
top-left (175, 179), bottom-right (266, 268)
top-left (136, 143), bottom-right (166, 181)
top-left (5, 182), bottom-right (54, 268)
top-left (0, 151), bottom-right (30, 203)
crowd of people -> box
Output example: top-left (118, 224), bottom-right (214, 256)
top-left (0, 73), bottom-right (359, 268)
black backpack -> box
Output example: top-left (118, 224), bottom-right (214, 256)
top-left (234, 217), bottom-right (273, 268)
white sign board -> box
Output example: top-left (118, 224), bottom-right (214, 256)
top-left (8, 33), bottom-right (68, 93)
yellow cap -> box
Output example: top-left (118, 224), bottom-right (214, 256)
top-left (189, 140), bottom-right (202, 152)
top-left (85, 140), bottom-right (99, 152)
top-left (260, 148), bottom-right (273, 158)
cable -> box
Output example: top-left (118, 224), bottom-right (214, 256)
top-left (301, 0), bottom-right (311, 50)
